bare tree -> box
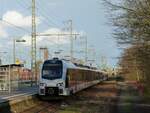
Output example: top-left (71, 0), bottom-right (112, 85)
top-left (103, 0), bottom-right (150, 94)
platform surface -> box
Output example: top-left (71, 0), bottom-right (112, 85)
top-left (0, 86), bottom-right (38, 103)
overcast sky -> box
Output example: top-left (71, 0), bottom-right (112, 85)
top-left (0, 0), bottom-right (121, 68)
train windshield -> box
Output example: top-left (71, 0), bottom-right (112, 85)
top-left (42, 60), bottom-right (63, 80)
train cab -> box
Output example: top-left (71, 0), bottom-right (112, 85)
top-left (39, 58), bottom-right (70, 96)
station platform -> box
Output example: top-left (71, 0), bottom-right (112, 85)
top-left (0, 86), bottom-right (38, 104)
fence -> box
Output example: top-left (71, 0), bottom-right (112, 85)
top-left (0, 64), bottom-right (39, 93)
top-left (0, 67), bottom-right (10, 92)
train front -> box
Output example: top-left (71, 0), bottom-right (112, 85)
top-left (39, 59), bottom-right (68, 96)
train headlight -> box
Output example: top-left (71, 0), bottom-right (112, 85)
top-left (56, 82), bottom-right (64, 87)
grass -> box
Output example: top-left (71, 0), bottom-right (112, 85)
top-left (142, 88), bottom-right (150, 104)
top-left (58, 102), bottom-right (109, 113)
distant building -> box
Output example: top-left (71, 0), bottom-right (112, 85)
top-left (19, 68), bottom-right (32, 81)
top-left (0, 64), bottom-right (23, 91)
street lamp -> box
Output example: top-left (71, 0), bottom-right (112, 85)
top-left (13, 39), bottom-right (26, 64)
top-left (54, 49), bottom-right (64, 59)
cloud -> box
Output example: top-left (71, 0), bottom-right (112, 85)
top-left (0, 10), bottom-right (42, 43)
top-left (2, 11), bottom-right (41, 27)
top-left (0, 10), bottom-right (42, 39)
top-left (39, 28), bottom-right (70, 44)
top-left (0, 26), bottom-right (7, 37)
top-left (0, 23), bottom-right (8, 37)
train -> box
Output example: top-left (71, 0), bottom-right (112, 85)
top-left (39, 58), bottom-right (108, 96)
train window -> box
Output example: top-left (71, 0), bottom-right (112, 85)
top-left (42, 60), bottom-right (62, 80)
top-left (66, 70), bottom-right (69, 88)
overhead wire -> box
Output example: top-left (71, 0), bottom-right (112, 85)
top-left (16, 0), bottom-right (30, 12)
top-left (0, 0), bottom-right (31, 33)
top-left (0, 19), bottom-right (30, 33)
top-left (36, 0), bottom-right (63, 27)
top-left (16, 0), bottom-right (52, 31)
top-left (15, 0), bottom-right (65, 31)
top-left (0, 0), bottom-right (68, 34)
top-left (40, 0), bottom-right (64, 24)
top-left (36, 8), bottom-right (59, 27)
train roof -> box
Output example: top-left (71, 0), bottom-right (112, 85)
top-left (44, 58), bottom-right (101, 72)
top-left (61, 59), bottom-right (99, 72)
top-left (0, 64), bottom-right (24, 68)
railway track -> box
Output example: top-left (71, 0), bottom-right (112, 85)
top-left (20, 101), bottom-right (60, 113)
top-left (19, 81), bottom-right (118, 113)
top-left (2, 81), bottom-right (149, 113)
